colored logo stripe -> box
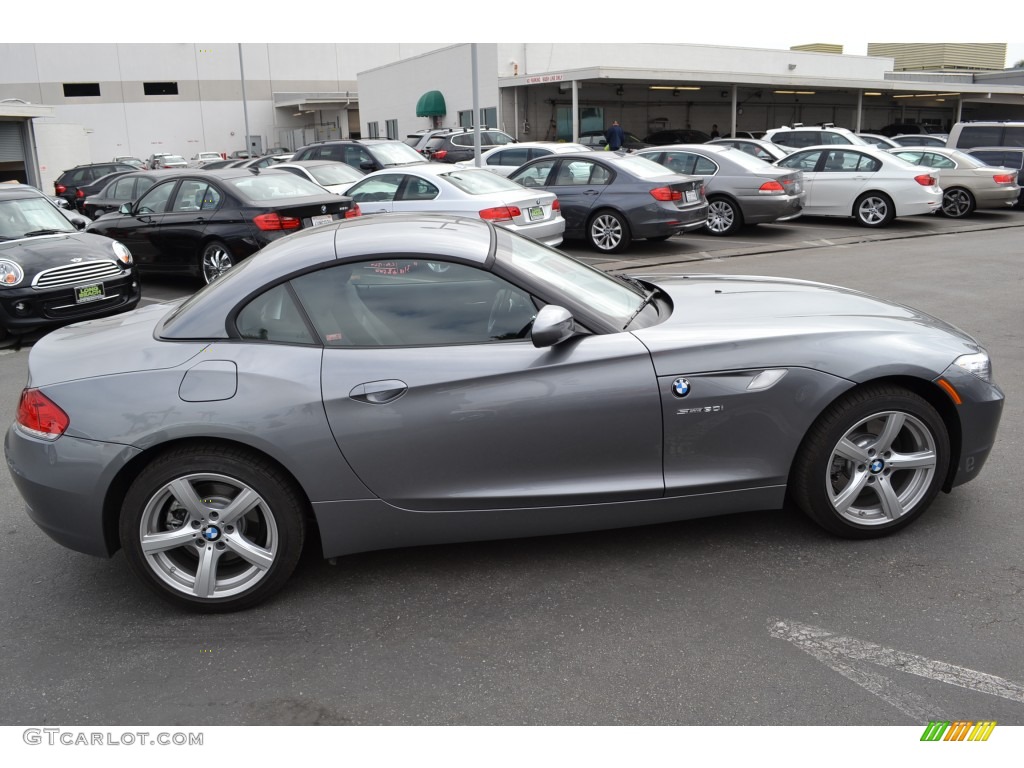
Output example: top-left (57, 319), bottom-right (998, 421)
top-left (920, 720), bottom-right (996, 741)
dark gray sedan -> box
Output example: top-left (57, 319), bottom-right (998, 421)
top-left (5, 214), bottom-right (1004, 612)
top-left (637, 144), bottom-right (805, 235)
top-left (507, 152), bottom-right (707, 253)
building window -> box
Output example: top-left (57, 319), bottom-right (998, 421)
top-left (386, 119), bottom-right (398, 140)
top-left (143, 82), bottom-right (179, 96)
top-left (63, 83), bottom-right (101, 98)
top-left (480, 107), bottom-right (497, 128)
top-left (367, 121), bottom-right (380, 139)
top-left (458, 110), bottom-right (473, 128)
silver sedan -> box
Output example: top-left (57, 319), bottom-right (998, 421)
top-left (887, 147), bottom-right (1021, 218)
top-left (346, 164), bottom-right (565, 247)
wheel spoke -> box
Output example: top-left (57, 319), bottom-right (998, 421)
top-left (224, 533), bottom-right (274, 570)
top-left (217, 487), bottom-right (262, 525)
top-left (193, 544), bottom-right (222, 598)
top-left (874, 476), bottom-right (904, 520)
top-left (167, 477), bottom-right (209, 520)
top-left (873, 412), bottom-right (906, 453)
top-left (887, 449), bottom-right (936, 470)
top-left (834, 437), bottom-right (869, 463)
top-left (830, 467), bottom-right (870, 513)
top-left (141, 526), bottom-right (196, 554)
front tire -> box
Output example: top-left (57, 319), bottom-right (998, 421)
top-left (854, 192), bottom-right (895, 227)
top-left (791, 385), bottom-right (949, 538)
top-left (119, 445), bottom-right (306, 612)
top-left (200, 240), bottom-right (235, 284)
top-left (705, 196), bottom-right (743, 236)
top-left (587, 209), bottom-right (631, 253)
top-left (940, 187), bottom-right (975, 218)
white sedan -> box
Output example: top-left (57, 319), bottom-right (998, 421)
top-left (453, 142), bottom-right (592, 176)
top-left (775, 145), bottom-right (941, 226)
top-left (345, 164), bottom-right (564, 246)
top-left (273, 160), bottom-right (366, 195)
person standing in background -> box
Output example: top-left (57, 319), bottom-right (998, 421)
top-left (606, 120), bottom-right (625, 151)
top-left (710, 124), bottom-right (721, 138)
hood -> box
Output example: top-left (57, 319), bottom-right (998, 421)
top-left (26, 301), bottom-right (210, 388)
top-left (633, 274), bottom-right (981, 381)
top-left (0, 232), bottom-right (119, 269)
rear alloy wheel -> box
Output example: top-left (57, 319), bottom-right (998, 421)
top-left (120, 445), bottom-right (306, 612)
top-left (940, 187), bottom-right (975, 218)
top-left (853, 192), bottom-right (895, 227)
top-left (587, 210), bottom-right (631, 253)
top-left (200, 240), bottom-right (235, 284)
top-left (791, 385), bottom-right (949, 538)
top-left (705, 196), bottom-right (743, 236)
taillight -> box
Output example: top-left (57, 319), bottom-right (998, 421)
top-left (55, 184), bottom-right (67, 195)
top-left (253, 212), bottom-right (301, 230)
top-left (433, 150), bottom-right (448, 160)
top-left (758, 180), bottom-right (785, 194)
top-left (16, 388), bottom-right (69, 440)
top-left (650, 186), bottom-right (683, 201)
top-left (552, 199), bottom-right (560, 211)
top-left (479, 206), bottom-right (521, 222)
top-left (345, 204), bottom-right (361, 219)
top-left (993, 173), bottom-right (1016, 184)
top-left (914, 174), bottom-right (936, 187)
top-left (75, 189), bottom-right (86, 199)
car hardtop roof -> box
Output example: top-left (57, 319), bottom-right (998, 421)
top-left (157, 214), bottom-right (498, 341)
top-left (0, 182), bottom-right (52, 200)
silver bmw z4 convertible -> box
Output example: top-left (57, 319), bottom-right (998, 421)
top-left (5, 214), bottom-right (1004, 611)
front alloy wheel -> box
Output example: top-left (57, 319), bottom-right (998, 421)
top-left (705, 197), bottom-right (742, 236)
top-left (854, 193), bottom-right (895, 227)
top-left (587, 210), bottom-right (631, 253)
top-left (791, 385), bottom-right (949, 538)
top-left (201, 240), bottom-right (234, 284)
top-left (941, 188), bottom-right (975, 218)
top-left (120, 446), bottom-right (305, 611)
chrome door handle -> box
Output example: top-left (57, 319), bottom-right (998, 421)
top-left (349, 379), bottom-right (408, 404)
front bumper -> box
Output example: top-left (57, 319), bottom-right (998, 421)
top-left (0, 273), bottom-right (141, 335)
top-left (935, 365), bottom-right (1004, 489)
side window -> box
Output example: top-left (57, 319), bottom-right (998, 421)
top-left (1004, 127), bottom-right (1024, 148)
top-left (291, 259), bottom-right (538, 347)
top-left (824, 132), bottom-right (853, 145)
top-left (894, 151), bottom-right (924, 165)
top-left (489, 132), bottom-right (514, 147)
top-left (111, 178), bottom-right (136, 198)
top-left (556, 160), bottom-right (599, 185)
top-left (511, 158), bottom-right (557, 187)
top-left (397, 177), bottom-right (439, 201)
top-left (135, 177), bottom-right (156, 197)
top-left (348, 174), bottom-right (403, 203)
top-left (922, 153), bottom-right (955, 169)
top-left (694, 156), bottom-right (718, 175)
top-left (855, 154), bottom-right (881, 172)
top-left (956, 126), bottom-right (1002, 148)
top-left (662, 152), bottom-right (695, 175)
top-left (135, 181), bottom-right (176, 214)
top-left (822, 151), bottom-right (854, 172)
top-left (172, 180), bottom-right (210, 212)
top-left (236, 283), bottom-right (315, 344)
top-left (494, 147), bottom-right (530, 166)
top-left (779, 150), bottom-right (822, 171)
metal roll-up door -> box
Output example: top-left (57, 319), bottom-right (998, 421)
top-left (0, 122), bottom-right (26, 162)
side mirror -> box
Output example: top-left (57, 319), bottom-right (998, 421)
top-left (118, 203), bottom-right (132, 215)
top-left (70, 215), bottom-right (87, 230)
top-left (531, 305), bottom-right (575, 348)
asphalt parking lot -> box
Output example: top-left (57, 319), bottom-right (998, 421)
top-left (1, 208), bottom-right (1022, 727)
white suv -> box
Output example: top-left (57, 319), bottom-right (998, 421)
top-left (763, 124), bottom-right (869, 151)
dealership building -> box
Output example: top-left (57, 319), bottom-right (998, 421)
top-left (2, 42), bottom-right (1023, 190)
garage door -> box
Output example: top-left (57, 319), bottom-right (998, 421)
top-left (0, 122), bottom-right (26, 162)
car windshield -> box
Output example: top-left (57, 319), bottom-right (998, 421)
top-left (0, 196), bottom-right (77, 240)
top-left (372, 142), bottom-right (428, 165)
top-left (307, 164), bottom-right (364, 186)
top-left (440, 169), bottom-right (525, 194)
top-left (616, 155), bottom-right (680, 179)
top-left (227, 173), bottom-right (331, 201)
top-left (494, 228), bottom-right (648, 325)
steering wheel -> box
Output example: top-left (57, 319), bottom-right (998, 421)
top-left (487, 288), bottom-right (536, 340)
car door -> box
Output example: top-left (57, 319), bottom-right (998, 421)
top-left (512, 158), bottom-right (609, 236)
top-left (290, 258), bottom-right (664, 512)
top-left (778, 150), bottom-right (826, 213)
top-left (809, 149), bottom-right (879, 215)
top-left (145, 178), bottom-right (218, 270)
top-left (98, 178), bottom-right (178, 265)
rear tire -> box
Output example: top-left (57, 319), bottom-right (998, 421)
top-left (940, 187), bottom-right (975, 218)
top-left (587, 210), bottom-right (631, 253)
top-left (200, 240), bottom-right (234, 285)
top-left (705, 196), bottom-right (743, 236)
top-left (791, 384), bottom-right (949, 538)
top-left (854, 192), bottom-right (895, 227)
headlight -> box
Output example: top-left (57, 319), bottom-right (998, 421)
top-left (953, 351), bottom-right (992, 383)
top-left (112, 241), bottom-right (133, 265)
top-left (0, 259), bottom-right (24, 286)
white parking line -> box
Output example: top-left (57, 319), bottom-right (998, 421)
top-left (770, 618), bottom-right (1024, 720)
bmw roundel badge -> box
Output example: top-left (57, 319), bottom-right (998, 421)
top-left (321, 205), bottom-right (327, 213)
top-left (672, 378), bottom-right (691, 398)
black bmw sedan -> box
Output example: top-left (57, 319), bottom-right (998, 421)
top-left (87, 168), bottom-right (359, 284)
top-left (0, 184), bottom-right (140, 344)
